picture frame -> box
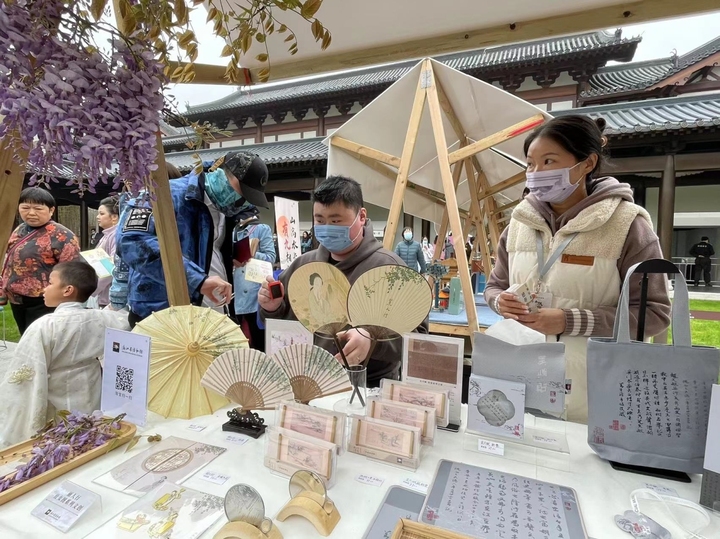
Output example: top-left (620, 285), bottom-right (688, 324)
top-left (264, 319), bottom-right (314, 356)
top-left (264, 426), bottom-right (337, 487)
top-left (381, 379), bottom-right (450, 428)
top-left (367, 397), bottom-right (436, 446)
top-left (402, 333), bottom-right (464, 429)
top-left (277, 402), bottom-right (346, 454)
top-left (348, 416), bottom-right (421, 471)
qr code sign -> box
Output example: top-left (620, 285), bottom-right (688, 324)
top-left (115, 366), bottom-right (134, 393)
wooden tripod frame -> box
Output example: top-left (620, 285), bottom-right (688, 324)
top-left (328, 59), bottom-right (542, 336)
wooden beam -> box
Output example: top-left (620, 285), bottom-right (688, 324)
top-left (426, 63), bottom-right (479, 333)
top-left (433, 159), bottom-right (465, 261)
top-left (115, 0), bottom-right (190, 306)
top-left (249, 0), bottom-right (720, 83)
top-left (491, 199), bottom-right (520, 215)
top-left (477, 171), bottom-right (527, 202)
top-left (329, 136), bottom-right (401, 168)
top-left (448, 114), bottom-right (545, 164)
top-left (166, 61), bottom-right (251, 86)
top-left (0, 133), bottom-right (27, 265)
top-left (383, 60), bottom-right (428, 250)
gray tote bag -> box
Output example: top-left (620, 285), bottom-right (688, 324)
top-left (472, 332), bottom-right (566, 414)
top-left (587, 262), bottom-right (720, 474)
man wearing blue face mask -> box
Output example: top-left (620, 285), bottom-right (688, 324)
top-left (117, 151), bottom-right (269, 327)
top-left (258, 175), bottom-right (429, 386)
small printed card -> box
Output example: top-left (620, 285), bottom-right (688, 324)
top-left (244, 259), bottom-right (274, 284)
top-left (187, 424), bottom-right (206, 432)
top-left (477, 439), bottom-right (505, 456)
top-left (356, 474), bottom-right (385, 487)
top-left (31, 481), bottom-right (99, 532)
top-left (201, 471), bottom-right (231, 485)
top-left (401, 477), bottom-right (429, 493)
top-left (468, 374), bottom-right (526, 440)
top-left (225, 434), bottom-right (250, 446)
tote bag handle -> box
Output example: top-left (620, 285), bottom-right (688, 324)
top-left (613, 259), bottom-right (691, 347)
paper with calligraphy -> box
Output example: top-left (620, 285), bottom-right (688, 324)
top-left (274, 196), bottom-right (301, 270)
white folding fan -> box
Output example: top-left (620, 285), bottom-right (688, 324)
top-left (272, 343), bottom-right (351, 403)
top-left (201, 349), bottom-right (295, 411)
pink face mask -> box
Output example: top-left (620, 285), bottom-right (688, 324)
top-left (525, 162), bottom-right (584, 204)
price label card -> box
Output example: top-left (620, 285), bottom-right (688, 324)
top-left (401, 477), bottom-right (429, 493)
top-left (31, 481), bottom-right (99, 532)
top-left (477, 438), bottom-right (505, 456)
top-left (356, 474), bottom-right (385, 487)
top-left (187, 424), bottom-right (206, 432)
top-left (201, 471), bottom-right (231, 485)
top-left (225, 434), bottom-right (250, 446)
top-left (644, 483), bottom-right (678, 497)
top-left (245, 259), bottom-right (274, 284)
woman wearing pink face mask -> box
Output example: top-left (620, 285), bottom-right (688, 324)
top-left (484, 115), bottom-right (671, 423)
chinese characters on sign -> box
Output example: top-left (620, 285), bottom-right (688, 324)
top-left (274, 196), bottom-right (301, 270)
top-left (31, 481), bottom-right (99, 532)
top-left (437, 463), bottom-right (571, 539)
top-left (613, 370), bottom-right (711, 439)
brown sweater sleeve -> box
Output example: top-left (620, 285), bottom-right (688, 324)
top-left (484, 227), bottom-right (510, 314)
top-left (562, 216), bottom-right (671, 338)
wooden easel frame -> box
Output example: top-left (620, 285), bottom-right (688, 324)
top-left (328, 59), bottom-right (542, 336)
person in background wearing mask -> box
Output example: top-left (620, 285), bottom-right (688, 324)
top-left (301, 231), bottom-right (313, 253)
top-left (258, 176), bottom-right (429, 386)
top-left (421, 236), bottom-right (434, 264)
top-left (395, 227), bottom-right (427, 273)
top-left (690, 236), bottom-right (715, 287)
top-left (117, 152), bottom-right (269, 327)
top-left (485, 115), bottom-right (670, 424)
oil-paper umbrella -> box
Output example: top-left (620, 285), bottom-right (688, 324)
top-left (133, 305), bottom-right (249, 419)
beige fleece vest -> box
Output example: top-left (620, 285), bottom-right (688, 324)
top-left (506, 197), bottom-right (652, 423)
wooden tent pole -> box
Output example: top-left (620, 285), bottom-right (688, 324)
top-left (0, 134), bottom-right (27, 265)
top-left (114, 0), bottom-right (189, 306)
top-left (383, 59), bottom-right (428, 250)
top-left (425, 64), bottom-right (478, 333)
top-left (433, 160), bottom-right (464, 261)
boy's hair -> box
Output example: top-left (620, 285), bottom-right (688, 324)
top-left (53, 261), bottom-right (98, 303)
top-left (312, 175), bottom-right (364, 212)
top-left (19, 187), bottom-right (56, 208)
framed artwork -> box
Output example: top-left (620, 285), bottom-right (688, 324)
top-left (382, 379), bottom-right (449, 427)
top-left (357, 417), bottom-right (416, 458)
top-left (278, 402), bottom-right (341, 447)
top-left (277, 432), bottom-right (333, 479)
top-left (402, 333), bottom-right (464, 427)
top-left (265, 319), bottom-right (313, 356)
top-left (367, 397), bottom-right (435, 445)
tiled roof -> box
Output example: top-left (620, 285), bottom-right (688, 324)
top-left (164, 138), bottom-right (328, 171)
top-left (584, 36), bottom-right (720, 97)
top-left (186, 30), bottom-right (639, 116)
top-left (554, 94), bottom-right (720, 135)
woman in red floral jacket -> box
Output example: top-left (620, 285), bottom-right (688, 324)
top-left (1, 188), bottom-right (80, 334)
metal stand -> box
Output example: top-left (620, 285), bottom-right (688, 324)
top-left (222, 409), bottom-right (267, 439)
top-left (609, 259), bottom-right (691, 483)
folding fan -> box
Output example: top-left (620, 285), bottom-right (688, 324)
top-left (347, 264), bottom-right (433, 341)
top-left (272, 343), bottom-right (351, 403)
top-left (132, 305), bottom-right (248, 419)
top-left (200, 349), bottom-right (295, 411)
top-left (287, 262), bottom-right (350, 337)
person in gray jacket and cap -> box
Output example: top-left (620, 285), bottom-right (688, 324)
top-left (394, 227), bottom-right (426, 273)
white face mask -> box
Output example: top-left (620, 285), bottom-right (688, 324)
top-left (403, 232), bottom-right (413, 241)
top-left (525, 162), bottom-right (584, 204)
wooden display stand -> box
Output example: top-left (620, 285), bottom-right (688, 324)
top-left (213, 521), bottom-right (283, 539)
top-left (328, 59), bottom-right (543, 337)
top-left (276, 491), bottom-right (340, 537)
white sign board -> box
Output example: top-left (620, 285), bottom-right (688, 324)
top-left (274, 196), bottom-right (301, 269)
top-left (31, 481), bottom-right (99, 533)
top-left (101, 328), bottom-right (151, 426)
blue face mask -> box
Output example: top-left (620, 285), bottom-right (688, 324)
top-left (205, 168), bottom-right (251, 217)
top-left (314, 212), bottom-right (362, 253)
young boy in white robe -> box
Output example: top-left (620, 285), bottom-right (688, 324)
top-left (0, 261), bottom-right (130, 448)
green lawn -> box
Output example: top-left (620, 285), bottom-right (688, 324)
top-left (1, 306), bottom-right (21, 343)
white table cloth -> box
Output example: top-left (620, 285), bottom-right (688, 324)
top-left (1, 396), bottom-right (717, 539)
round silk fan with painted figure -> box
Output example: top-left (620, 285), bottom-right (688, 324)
top-left (272, 343), bottom-right (351, 403)
top-left (201, 349), bottom-right (295, 411)
top-left (132, 305), bottom-right (248, 419)
top-left (287, 262), bottom-right (350, 338)
top-left (347, 265), bottom-right (433, 341)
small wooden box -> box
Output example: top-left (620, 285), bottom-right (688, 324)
top-left (390, 519), bottom-right (477, 539)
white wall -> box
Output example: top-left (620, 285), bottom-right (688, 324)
top-left (644, 185), bottom-right (720, 229)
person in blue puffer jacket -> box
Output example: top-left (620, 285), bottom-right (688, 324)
top-left (394, 227), bottom-right (426, 273)
top-left (115, 152), bottom-right (269, 327)
top-left (232, 205), bottom-right (275, 351)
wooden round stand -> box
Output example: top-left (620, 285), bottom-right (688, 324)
top-left (213, 521), bottom-right (284, 539)
top-left (276, 491), bottom-right (340, 537)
